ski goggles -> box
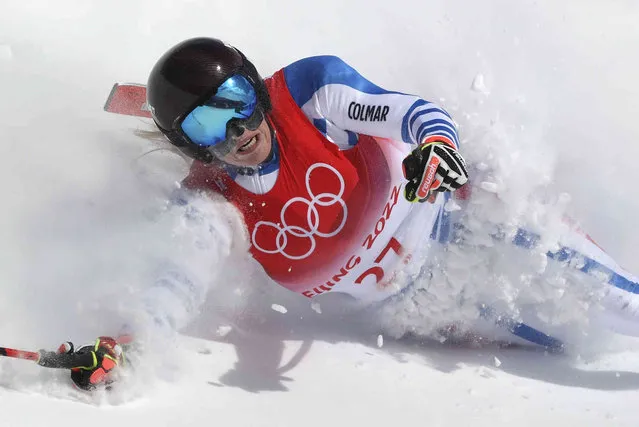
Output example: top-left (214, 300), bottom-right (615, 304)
top-left (178, 74), bottom-right (262, 157)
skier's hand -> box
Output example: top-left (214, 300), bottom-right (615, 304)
top-left (37, 337), bottom-right (125, 390)
top-left (402, 140), bottom-right (469, 203)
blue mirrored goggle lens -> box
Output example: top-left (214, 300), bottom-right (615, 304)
top-left (180, 74), bottom-right (258, 147)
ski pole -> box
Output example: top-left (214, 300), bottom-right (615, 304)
top-left (0, 346), bottom-right (39, 362)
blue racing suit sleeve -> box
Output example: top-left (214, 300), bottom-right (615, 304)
top-left (282, 55), bottom-right (459, 149)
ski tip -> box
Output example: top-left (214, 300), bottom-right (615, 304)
top-left (103, 83), bottom-right (119, 113)
top-left (104, 83), bottom-right (152, 118)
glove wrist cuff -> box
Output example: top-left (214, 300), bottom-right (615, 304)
top-left (420, 135), bottom-right (457, 150)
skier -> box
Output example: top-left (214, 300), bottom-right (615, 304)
top-left (41, 37), bottom-right (639, 388)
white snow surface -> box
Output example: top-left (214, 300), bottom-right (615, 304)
top-left (2, 0), bottom-right (639, 425)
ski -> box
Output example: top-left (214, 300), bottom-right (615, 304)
top-left (104, 83), bottom-right (152, 118)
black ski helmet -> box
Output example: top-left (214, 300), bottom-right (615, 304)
top-left (147, 37), bottom-right (271, 163)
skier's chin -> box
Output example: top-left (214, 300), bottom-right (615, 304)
top-left (221, 120), bottom-right (271, 167)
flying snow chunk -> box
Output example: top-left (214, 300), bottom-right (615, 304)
top-left (311, 302), bottom-right (322, 314)
top-left (558, 192), bottom-right (571, 205)
top-left (216, 325), bottom-right (233, 337)
top-left (271, 304), bottom-right (288, 314)
top-left (377, 334), bottom-right (384, 348)
top-left (471, 73), bottom-right (491, 95)
top-left (444, 199), bottom-right (462, 212)
top-left (493, 356), bottom-right (502, 368)
top-left (480, 181), bottom-right (499, 193)
top-left (0, 45), bottom-right (13, 61)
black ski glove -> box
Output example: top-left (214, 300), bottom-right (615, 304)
top-left (402, 141), bottom-right (469, 203)
top-left (37, 337), bottom-right (124, 390)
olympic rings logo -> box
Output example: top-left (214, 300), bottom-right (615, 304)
top-left (251, 163), bottom-right (348, 260)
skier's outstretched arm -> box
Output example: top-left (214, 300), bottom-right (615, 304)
top-left (282, 55), bottom-right (468, 202)
top-left (132, 189), bottom-right (236, 335)
top-left (282, 55), bottom-right (459, 149)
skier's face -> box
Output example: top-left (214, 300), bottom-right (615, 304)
top-left (219, 118), bottom-right (272, 167)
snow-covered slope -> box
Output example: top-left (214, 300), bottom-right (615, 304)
top-left (1, 0), bottom-right (639, 425)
